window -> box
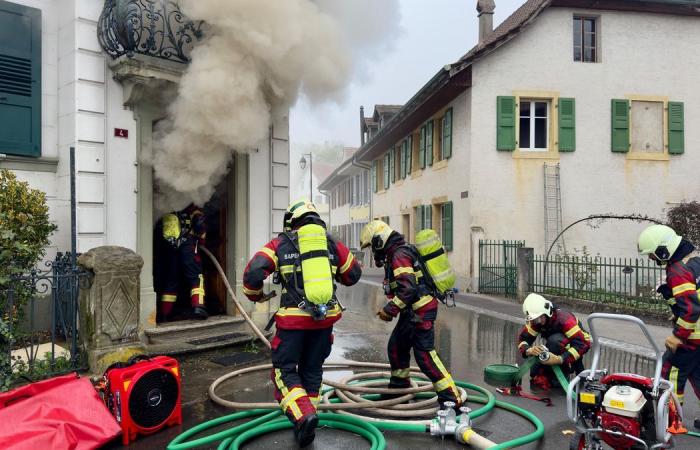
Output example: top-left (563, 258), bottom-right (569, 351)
top-left (414, 205), bottom-right (432, 232)
top-left (371, 160), bottom-right (378, 193)
top-left (419, 126), bottom-right (427, 169)
top-left (519, 100), bottom-right (549, 151)
top-left (573, 16), bottom-right (597, 63)
top-left (611, 98), bottom-right (685, 155)
top-left (426, 121), bottom-right (434, 166)
top-left (0, 2), bottom-right (42, 157)
top-left (441, 109), bottom-right (452, 160)
top-left (383, 153), bottom-right (389, 190)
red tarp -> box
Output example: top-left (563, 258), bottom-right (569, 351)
top-left (0, 373), bottom-right (121, 450)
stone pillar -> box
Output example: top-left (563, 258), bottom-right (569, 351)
top-left (78, 246), bottom-right (146, 374)
top-left (516, 247), bottom-right (534, 302)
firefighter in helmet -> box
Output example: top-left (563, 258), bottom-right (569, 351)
top-left (517, 293), bottom-right (591, 390)
top-left (638, 224), bottom-right (700, 429)
top-left (155, 204), bottom-right (208, 321)
top-left (360, 220), bottom-right (462, 410)
top-left (243, 199), bottom-right (361, 448)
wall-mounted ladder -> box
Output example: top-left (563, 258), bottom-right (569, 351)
top-left (543, 163), bottom-right (565, 254)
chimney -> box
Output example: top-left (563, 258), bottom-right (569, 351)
top-left (360, 105), bottom-right (365, 145)
top-left (477, 0), bottom-right (495, 45)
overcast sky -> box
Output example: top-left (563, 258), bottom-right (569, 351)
top-left (290, 0), bottom-right (524, 151)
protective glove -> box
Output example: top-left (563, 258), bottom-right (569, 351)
top-left (525, 345), bottom-right (547, 357)
top-left (656, 283), bottom-right (673, 300)
top-left (541, 354), bottom-right (563, 366)
top-left (665, 335), bottom-right (683, 353)
top-left (377, 309), bottom-right (393, 322)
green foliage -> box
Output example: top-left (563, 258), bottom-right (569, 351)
top-left (667, 201), bottom-right (700, 247)
top-left (554, 247), bottom-right (600, 291)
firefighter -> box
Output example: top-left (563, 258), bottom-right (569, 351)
top-left (243, 199), bottom-right (361, 448)
top-left (155, 204), bottom-right (208, 322)
top-left (359, 220), bottom-right (462, 410)
top-left (638, 224), bottom-right (700, 429)
top-left (517, 293), bottom-right (591, 390)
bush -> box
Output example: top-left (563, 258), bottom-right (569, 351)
top-left (667, 201), bottom-right (700, 247)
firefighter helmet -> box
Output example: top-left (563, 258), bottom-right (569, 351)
top-left (522, 293), bottom-right (554, 321)
top-left (284, 199), bottom-right (319, 231)
top-left (637, 224), bottom-right (682, 263)
top-left (360, 220), bottom-right (393, 251)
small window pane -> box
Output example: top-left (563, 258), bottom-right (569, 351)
top-left (520, 101), bottom-right (530, 116)
top-left (574, 46), bottom-right (582, 61)
top-left (534, 118), bottom-right (547, 148)
top-left (519, 117), bottom-right (530, 149)
top-left (534, 102), bottom-right (547, 117)
top-left (584, 18), bottom-right (595, 33)
top-left (584, 47), bottom-right (594, 63)
top-left (574, 18), bottom-right (582, 44)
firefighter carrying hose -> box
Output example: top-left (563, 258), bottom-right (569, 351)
top-left (638, 224), bottom-right (700, 430)
top-left (360, 220), bottom-right (461, 410)
top-left (155, 204), bottom-right (208, 322)
top-left (243, 199), bottom-right (361, 448)
top-left (517, 293), bottom-right (591, 390)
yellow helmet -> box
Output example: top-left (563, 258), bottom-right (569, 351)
top-left (284, 198), bottom-right (319, 231)
top-left (522, 293), bottom-right (553, 321)
top-left (360, 220), bottom-right (394, 251)
top-left (637, 224), bottom-right (682, 263)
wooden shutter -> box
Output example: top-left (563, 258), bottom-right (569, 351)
top-left (406, 135), bottom-right (412, 175)
top-left (611, 99), bottom-right (630, 153)
top-left (371, 160), bottom-right (377, 192)
top-left (443, 109), bottom-right (453, 159)
top-left (558, 98), bottom-right (576, 152)
top-left (383, 153), bottom-right (389, 189)
top-left (668, 101), bottom-right (684, 155)
top-left (0, 2), bottom-right (41, 157)
top-left (442, 202), bottom-right (453, 251)
top-left (497, 96), bottom-right (516, 151)
top-left (400, 142), bottom-right (406, 179)
top-left (426, 121), bottom-right (434, 166)
top-left (389, 148), bottom-right (395, 183)
top-left (419, 126), bottom-right (426, 169)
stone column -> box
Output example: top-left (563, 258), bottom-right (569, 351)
top-left (516, 247), bottom-right (534, 302)
top-left (78, 246), bottom-right (146, 374)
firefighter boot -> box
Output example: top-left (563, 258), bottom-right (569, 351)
top-left (294, 413), bottom-right (318, 448)
top-left (193, 306), bottom-right (209, 320)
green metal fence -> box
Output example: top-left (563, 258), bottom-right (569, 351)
top-left (478, 240), bottom-right (525, 298)
top-left (530, 254), bottom-right (666, 313)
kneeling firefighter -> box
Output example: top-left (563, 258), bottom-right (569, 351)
top-left (517, 293), bottom-right (591, 390)
top-left (638, 224), bottom-right (700, 429)
top-left (360, 220), bottom-right (462, 410)
top-left (243, 199), bottom-right (362, 448)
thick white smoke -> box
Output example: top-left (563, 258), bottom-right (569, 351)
top-left (152, 0), bottom-right (400, 212)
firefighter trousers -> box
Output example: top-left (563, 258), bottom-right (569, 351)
top-left (662, 346), bottom-right (700, 405)
top-left (530, 332), bottom-right (585, 386)
top-left (387, 313), bottom-right (460, 407)
top-left (270, 327), bottom-right (333, 424)
top-left (158, 238), bottom-right (205, 311)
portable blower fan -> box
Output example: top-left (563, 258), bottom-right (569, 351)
top-left (103, 355), bottom-right (183, 445)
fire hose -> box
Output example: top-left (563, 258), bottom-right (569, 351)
top-left (168, 248), bottom-right (547, 449)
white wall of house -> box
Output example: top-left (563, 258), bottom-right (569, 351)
top-left (469, 8), bottom-right (700, 260)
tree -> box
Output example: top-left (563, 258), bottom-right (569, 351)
top-left (667, 201), bottom-right (700, 247)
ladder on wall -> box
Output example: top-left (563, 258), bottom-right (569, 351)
top-left (543, 163), bottom-right (564, 255)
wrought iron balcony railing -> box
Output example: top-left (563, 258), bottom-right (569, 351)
top-left (97, 0), bottom-right (203, 64)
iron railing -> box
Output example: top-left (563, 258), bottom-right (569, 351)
top-left (0, 253), bottom-right (89, 390)
top-left (478, 240), bottom-right (525, 298)
top-left (98, 0), bottom-right (203, 63)
top-left (530, 253), bottom-right (666, 313)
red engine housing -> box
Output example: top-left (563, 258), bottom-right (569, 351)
top-left (599, 410), bottom-right (641, 450)
top-left (104, 355), bottom-right (183, 445)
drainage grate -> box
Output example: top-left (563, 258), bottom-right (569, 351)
top-left (211, 352), bottom-right (267, 367)
top-left (186, 332), bottom-right (246, 346)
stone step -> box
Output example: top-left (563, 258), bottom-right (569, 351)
top-left (145, 331), bottom-right (258, 357)
top-left (144, 315), bottom-right (249, 345)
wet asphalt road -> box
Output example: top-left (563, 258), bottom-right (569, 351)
top-left (108, 281), bottom-right (700, 449)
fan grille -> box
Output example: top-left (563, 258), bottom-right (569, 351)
top-left (128, 368), bottom-right (179, 429)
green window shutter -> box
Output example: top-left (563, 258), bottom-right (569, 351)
top-left (611, 99), bottom-right (630, 153)
top-left (0, 2), bottom-right (41, 157)
top-left (383, 153), bottom-right (389, 189)
top-left (558, 98), bottom-right (576, 152)
top-left (400, 143), bottom-right (406, 179)
top-left (415, 206), bottom-right (423, 233)
top-left (443, 109), bottom-right (453, 159)
top-left (497, 96), bottom-right (516, 151)
top-left (406, 135), bottom-right (413, 176)
top-left (371, 160), bottom-right (377, 193)
top-left (419, 126), bottom-right (426, 169)
top-left (389, 148), bottom-right (395, 183)
top-left (442, 202), bottom-right (453, 251)
top-left (426, 121), bottom-right (434, 166)
top-left (668, 101), bottom-right (684, 155)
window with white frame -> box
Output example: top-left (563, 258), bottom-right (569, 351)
top-left (519, 100), bottom-right (549, 151)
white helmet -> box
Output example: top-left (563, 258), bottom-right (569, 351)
top-left (522, 293), bottom-right (553, 321)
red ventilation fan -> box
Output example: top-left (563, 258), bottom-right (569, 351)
top-left (103, 355), bottom-right (183, 445)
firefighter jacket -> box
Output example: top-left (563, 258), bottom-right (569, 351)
top-left (243, 226), bottom-right (361, 330)
top-left (662, 240), bottom-right (700, 348)
top-left (381, 233), bottom-right (438, 327)
top-left (517, 307), bottom-right (591, 367)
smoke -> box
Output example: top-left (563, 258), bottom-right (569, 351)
top-left (152, 0), bottom-right (400, 213)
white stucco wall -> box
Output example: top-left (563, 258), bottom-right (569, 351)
top-left (469, 7), bottom-right (700, 258)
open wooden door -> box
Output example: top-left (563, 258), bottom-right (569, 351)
top-left (202, 181), bottom-right (228, 316)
